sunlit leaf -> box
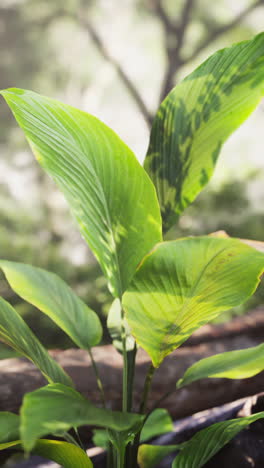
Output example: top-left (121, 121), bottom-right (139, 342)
top-left (0, 440), bottom-right (20, 450)
top-left (0, 297), bottom-right (72, 386)
top-left (0, 439), bottom-right (93, 468)
top-left (177, 343), bottom-right (264, 388)
top-left (138, 444), bottom-right (182, 468)
top-left (93, 408), bottom-right (173, 449)
top-left (0, 412), bottom-right (19, 443)
top-left (32, 439), bottom-right (93, 468)
top-left (92, 429), bottom-right (108, 449)
top-left (209, 230), bottom-right (264, 252)
top-left (144, 33), bottom-right (264, 232)
top-left (140, 409), bottom-right (173, 442)
top-left (239, 238), bottom-right (264, 253)
top-left (0, 260), bottom-right (102, 350)
top-left (123, 237), bottom-right (264, 367)
top-left (108, 428), bottom-right (136, 461)
top-left (0, 88), bottom-right (162, 297)
top-left (93, 409), bottom-right (174, 454)
top-left (172, 412), bottom-right (264, 467)
top-left (21, 383), bottom-right (143, 451)
top-left (107, 298), bottom-right (135, 352)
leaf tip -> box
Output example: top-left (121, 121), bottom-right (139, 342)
top-left (20, 433), bottom-right (34, 454)
top-left (0, 87), bottom-right (25, 95)
top-left (176, 379), bottom-right (183, 389)
top-left (0, 88), bottom-right (27, 104)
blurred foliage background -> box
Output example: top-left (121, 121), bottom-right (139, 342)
top-left (0, 0), bottom-right (263, 351)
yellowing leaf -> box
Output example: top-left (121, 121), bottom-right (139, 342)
top-left (123, 237), bottom-right (264, 367)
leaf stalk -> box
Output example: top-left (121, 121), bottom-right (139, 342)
top-left (88, 349), bottom-right (106, 408)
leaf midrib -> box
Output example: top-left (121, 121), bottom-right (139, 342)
top-left (159, 242), bottom-right (230, 353)
top-left (11, 94), bottom-right (124, 296)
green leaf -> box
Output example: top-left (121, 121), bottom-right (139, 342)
top-left (21, 383), bottom-right (144, 451)
top-left (32, 439), bottom-right (93, 468)
top-left (0, 297), bottom-right (72, 386)
top-left (92, 429), bottom-right (108, 449)
top-left (177, 343), bottom-right (264, 388)
top-left (93, 426), bottom-right (138, 453)
top-left (172, 412), bottom-right (264, 468)
top-left (138, 444), bottom-right (182, 468)
top-left (144, 33), bottom-right (264, 232)
top-left (0, 412), bottom-right (19, 443)
top-left (123, 237), bottom-right (264, 367)
top-left (140, 409), bottom-right (173, 442)
top-left (0, 260), bottom-right (102, 350)
top-left (209, 230), bottom-right (264, 253)
top-left (0, 88), bottom-right (162, 297)
top-left (0, 439), bottom-right (93, 468)
top-left (108, 428), bottom-right (136, 462)
top-left (0, 440), bottom-right (20, 450)
top-left (107, 298), bottom-right (135, 352)
top-left (93, 408), bottom-right (174, 450)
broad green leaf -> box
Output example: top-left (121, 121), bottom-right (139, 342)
top-left (108, 428), bottom-right (136, 463)
top-left (93, 409), bottom-right (174, 449)
top-left (0, 297), bottom-right (72, 386)
top-left (240, 238), bottom-right (264, 253)
top-left (0, 88), bottom-right (162, 297)
top-left (0, 412), bottom-right (19, 443)
top-left (107, 298), bottom-right (135, 352)
top-left (138, 444), bottom-right (182, 468)
top-left (209, 230), bottom-right (264, 253)
top-left (0, 260), bottom-right (102, 350)
top-left (21, 383), bottom-right (144, 451)
top-left (177, 343), bottom-right (264, 388)
top-left (0, 439), bottom-right (93, 468)
top-left (93, 427), bottom-right (137, 455)
top-left (0, 440), bottom-right (20, 450)
top-left (92, 428), bottom-right (109, 449)
top-left (123, 237), bottom-right (264, 367)
top-left (144, 33), bottom-right (264, 232)
top-left (32, 439), bottom-right (93, 468)
top-left (140, 409), bottom-right (173, 442)
top-left (172, 412), bottom-right (264, 468)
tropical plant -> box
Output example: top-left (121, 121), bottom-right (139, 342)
top-left (0, 32), bottom-right (264, 468)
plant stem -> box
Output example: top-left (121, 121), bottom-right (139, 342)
top-left (63, 432), bottom-right (82, 449)
top-left (74, 428), bottom-right (85, 451)
top-left (88, 348), bottom-right (106, 407)
top-left (112, 444), bottom-right (118, 468)
top-left (121, 307), bottom-right (129, 413)
top-left (128, 363), bottom-right (156, 467)
top-left (117, 446), bottom-right (125, 468)
top-left (121, 343), bottom-right (128, 413)
top-left (107, 442), bottom-right (115, 467)
top-left (117, 306), bottom-right (137, 467)
top-left (149, 387), bottom-right (177, 414)
top-left (127, 342), bottom-right (137, 412)
top-left (139, 363), bottom-right (155, 414)
top-left (124, 345), bottom-right (138, 467)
